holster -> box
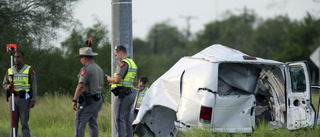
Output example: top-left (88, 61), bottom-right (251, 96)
top-left (79, 92), bottom-right (96, 105)
top-left (93, 93), bottom-right (102, 102)
top-left (111, 88), bottom-right (119, 96)
top-left (85, 92), bottom-right (93, 105)
top-left (112, 86), bottom-right (132, 98)
top-left (79, 95), bottom-right (85, 104)
top-left (18, 90), bottom-right (26, 98)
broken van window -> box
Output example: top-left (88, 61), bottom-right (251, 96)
top-left (289, 66), bottom-right (306, 93)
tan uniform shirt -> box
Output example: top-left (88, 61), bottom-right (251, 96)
top-left (78, 60), bottom-right (104, 95)
top-left (115, 61), bottom-right (129, 77)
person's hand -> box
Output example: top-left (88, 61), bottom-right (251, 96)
top-left (105, 74), bottom-right (111, 82)
top-left (9, 81), bottom-right (13, 88)
top-left (72, 102), bottom-right (77, 111)
top-left (30, 101), bottom-right (36, 108)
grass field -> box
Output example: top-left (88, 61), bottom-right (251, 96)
top-left (0, 93), bottom-right (111, 137)
top-left (1, 93), bottom-right (320, 137)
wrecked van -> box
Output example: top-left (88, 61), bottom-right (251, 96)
top-left (132, 44), bottom-right (318, 136)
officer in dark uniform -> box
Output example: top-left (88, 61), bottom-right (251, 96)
top-left (2, 51), bottom-right (37, 137)
top-left (72, 47), bottom-right (104, 137)
top-left (105, 45), bottom-right (137, 137)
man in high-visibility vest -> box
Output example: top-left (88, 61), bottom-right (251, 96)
top-left (134, 76), bottom-right (148, 114)
top-left (105, 45), bottom-right (137, 137)
top-left (2, 51), bottom-right (37, 137)
top-left (132, 76), bottom-right (148, 136)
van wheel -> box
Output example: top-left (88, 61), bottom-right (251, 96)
top-left (133, 123), bottom-right (155, 137)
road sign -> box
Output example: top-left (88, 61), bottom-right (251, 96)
top-left (310, 46), bottom-right (320, 68)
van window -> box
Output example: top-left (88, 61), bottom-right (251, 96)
top-left (289, 66), bottom-right (306, 93)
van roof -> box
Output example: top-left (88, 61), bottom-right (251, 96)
top-left (190, 44), bottom-right (283, 65)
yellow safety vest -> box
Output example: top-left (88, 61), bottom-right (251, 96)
top-left (8, 65), bottom-right (31, 92)
top-left (136, 87), bottom-right (149, 105)
top-left (111, 58), bottom-right (137, 88)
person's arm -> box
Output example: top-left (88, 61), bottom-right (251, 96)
top-left (3, 71), bottom-right (12, 90)
top-left (106, 74), bottom-right (123, 84)
top-left (105, 61), bottom-right (127, 84)
top-left (72, 83), bottom-right (85, 111)
top-left (29, 68), bottom-right (37, 108)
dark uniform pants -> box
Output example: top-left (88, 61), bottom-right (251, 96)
top-left (74, 97), bottom-right (103, 137)
top-left (8, 96), bottom-right (31, 137)
top-left (113, 90), bottom-right (136, 137)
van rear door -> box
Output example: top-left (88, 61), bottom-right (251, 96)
top-left (285, 61), bottom-right (316, 129)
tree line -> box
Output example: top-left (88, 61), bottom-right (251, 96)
top-left (1, 1), bottom-right (320, 100)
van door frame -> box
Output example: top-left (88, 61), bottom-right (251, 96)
top-left (285, 61), bottom-right (316, 130)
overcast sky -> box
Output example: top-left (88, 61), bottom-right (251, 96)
top-left (57, 0), bottom-right (320, 44)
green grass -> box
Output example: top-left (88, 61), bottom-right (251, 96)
top-left (0, 93), bottom-right (111, 137)
top-left (1, 93), bottom-right (320, 137)
top-left (312, 91), bottom-right (320, 115)
top-left (181, 122), bottom-right (320, 137)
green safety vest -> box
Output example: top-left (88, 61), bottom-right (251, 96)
top-left (111, 58), bottom-right (137, 88)
top-left (8, 65), bottom-right (31, 92)
top-left (136, 87), bottom-right (149, 105)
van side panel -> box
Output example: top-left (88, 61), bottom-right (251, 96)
top-left (212, 94), bottom-right (255, 133)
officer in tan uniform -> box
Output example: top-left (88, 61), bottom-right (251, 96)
top-left (2, 51), bottom-right (37, 137)
top-left (72, 47), bottom-right (104, 137)
top-left (105, 45), bottom-right (137, 137)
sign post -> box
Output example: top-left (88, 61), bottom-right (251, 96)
top-left (310, 46), bottom-right (320, 83)
top-left (310, 46), bottom-right (320, 127)
top-left (7, 44), bottom-right (17, 137)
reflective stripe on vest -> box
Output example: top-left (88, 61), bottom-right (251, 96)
top-left (112, 58), bottom-right (137, 88)
top-left (8, 65), bottom-right (31, 92)
top-left (136, 87), bottom-right (149, 105)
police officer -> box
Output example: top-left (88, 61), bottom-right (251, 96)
top-left (105, 45), bottom-right (137, 137)
top-left (72, 47), bottom-right (104, 137)
top-left (134, 76), bottom-right (149, 114)
top-left (132, 76), bottom-right (149, 136)
top-left (2, 51), bottom-right (37, 137)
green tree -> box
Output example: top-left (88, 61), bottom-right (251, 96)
top-left (31, 47), bottom-right (70, 94)
top-left (273, 13), bottom-right (320, 83)
top-left (60, 21), bottom-right (111, 95)
top-left (133, 37), bottom-right (150, 55)
top-left (0, 0), bottom-right (79, 47)
top-left (194, 11), bottom-right (256, 52)
top-left (133, 22), bottom-right (186, 82)
top-left (146, 22), bottom-right (185, 55)
top-left (249, 15), bottom-right (292, 58)
top-left (274, 13), bottom-right (320, 62)
top-left (0, 0), bottom-right (80, 94)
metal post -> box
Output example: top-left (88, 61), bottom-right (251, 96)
top-left (10, 52), bottom-right (16, 137)
top-left (111, 0), bottom-right (133, 136)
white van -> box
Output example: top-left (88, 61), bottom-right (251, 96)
top-left (132, 44), bottom-right (318, 136)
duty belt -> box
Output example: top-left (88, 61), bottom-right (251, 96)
top-left (14, 90), bottom-right (26, 96)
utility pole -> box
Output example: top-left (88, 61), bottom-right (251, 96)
top-left (180, 15), bottom-right (196, 41)
top-left (235, 6), bottom-right (254, 23)
top-left (111, 0), bottom-right (133, 136)
top-left (153, 27), bottom-right (158, 54)
top-left (152, 24), bottom-right (170, 54)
